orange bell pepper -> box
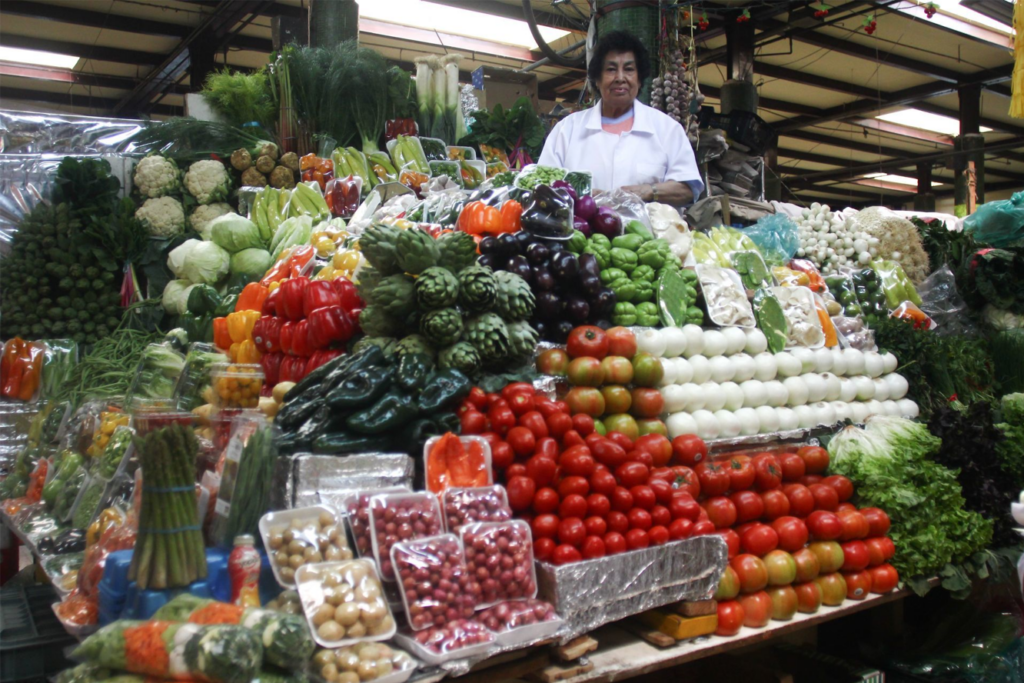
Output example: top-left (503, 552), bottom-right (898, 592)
top-left (260, 246), bottom-right (316, 287)
top-left (458, 201), bottom-right (504, 236)
top-left (227, 310), bottom-right (261, 344)
top-left (213, 317), bottom-right (232, 350)
top-left (1, 338), bottom-right (25, 397)
top-left (499, 200), bottom-right (522, 233)
top-left (235, 282), bottom-right (269, 312)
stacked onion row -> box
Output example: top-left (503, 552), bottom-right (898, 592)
top-left (635, 325), bottom-right (918, 441)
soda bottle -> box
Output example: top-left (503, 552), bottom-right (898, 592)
top-left (229, 534), bottom-right (261, 607)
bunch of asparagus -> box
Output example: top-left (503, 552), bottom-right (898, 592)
top-left (129, 422), bottom-right (208, 589)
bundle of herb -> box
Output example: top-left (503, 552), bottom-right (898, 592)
top-left (340, 45), bottom-right (390, 153)
top-left (958, 247), bottom-right (1024, 315)
top-left (459, 97), bottom-right (547, 161)
top-left (287, 43), bottom-right (356, 150)
top-left (995, 393), bottom-right (1024, 490)
top-left (130, 118), bottom-right (276, 162)
top-left (200, 68), bottom-right (276, 130)
top-left (928, 403), bottom-right (1017, 548)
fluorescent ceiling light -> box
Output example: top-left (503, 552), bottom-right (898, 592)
top-left (876, 108), bottom-right (992, 136)
top-left (925, 0), bottom-right (1012, 34)
top-left (359, 0), bottom-right (571, 49)
top-left (0, 46), bottom-right (79, 69)
top-left (863, 172), bottom-right (943, 187)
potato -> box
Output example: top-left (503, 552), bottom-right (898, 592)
top-left (338, 673), bottom-right (360, 683)
top-left (321, 663), bottom-right (339, 682)
top-left (273, 381), bottom-right (296, 403)
top-left (318, 620), bottom-right (345, 641)
top-left (357, 660), bottom-right (378, 681)
top-left (334, 602), bottom-right (360, 626)
top-left (346, 621), bottom-right (366, 638)
top-left (312, 603), bottom-right (335, 626)
top-left (337, 651), bottom-right (360, 671)
top-left (314, 649), bottom-right (335, 667)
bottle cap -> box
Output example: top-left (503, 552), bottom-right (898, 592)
top-left (234, 534), bottom-right (255, 546)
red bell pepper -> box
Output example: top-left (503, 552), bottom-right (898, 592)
top-left (305, 349), bottom-right (343, 375)
top-left (262, 287), bottom-right (281, 316)
top-left (278, 277), bottom-right (309, 321)
top-left (307, 305), bottom-right (355, 348)
top-left (279, 321), bottom-right (296, 355)
top-left (332, 278), bottom-right (364, 312)
top-left (290, 320), bottom-right (314, 357)
top-left (303, 280), bottom-right (342, 318)
top-left (279, 355), bottom-right (309, 383)
top-left (252, 315), bottom-right (282, 353)
top-left (260, 351), bottom-right (283, 387)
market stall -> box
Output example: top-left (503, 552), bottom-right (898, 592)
top-left (1, 35), bottom-right (1023, 683)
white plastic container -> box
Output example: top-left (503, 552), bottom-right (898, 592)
top-left (259, 505), bottom-right (352, 587)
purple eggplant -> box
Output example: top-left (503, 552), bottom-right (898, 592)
top-left (554, 321), bottom-right (574, 343)
top-left (592, 288), bottom-right (617, 316)
top-left (592, 319), bottom-right (612, 330)
top-left (566, 296), bottom-right (590, 323)
top-left (536, 291), bottom-right (564, 320)
top-left (578, 253), bottom-right (600, 279)
top-left (590, 206), bottom-right (622, 239)
top-left (580, 273), bottom-right (602, 298)
top-left (550, 251), bottom-right (579, 282)
top-left (575, 194), bottom-right (598, 221)
top-left (479, 235), bottom-right (501, 255)
top-left (552, 179), bottom-right (578, 202)
top-left (526, 242), bottom-right (551, 265)
top-left (513, 229), bottom-right (535, 252)
top-left (477, 253), bottom-right (499, 270)
top-left (573, 215), bottom-right (591, 237)
top-left (507, 255), bottom-right (533, 282)
top-left (532, 319), bottom-right (550, 341)
top-left (497, 232), bottom-right (519, 256)
top-left (532, 266), bottom-right (556, 291)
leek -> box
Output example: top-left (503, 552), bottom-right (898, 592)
top-left (443, 55), bottom-right (463, 144)
top-left (414, 56), bottom-right (433, 137)
top-left (430, 56), bottom-right (447, 140)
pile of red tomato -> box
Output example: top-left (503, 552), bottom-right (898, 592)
top-left (460, 382), bottom-right (719, 565)
top-left (704, 446), bottom-right (899, 637)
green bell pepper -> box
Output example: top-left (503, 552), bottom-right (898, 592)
top-left (186, 284), bottom-right (222, 316)
top-left (624, 220), bottom-right (654, 241)
top-left (583, 242), bottom-right (611, 269)
top-left (419, 369), bottom-right (471, 413)
top-left (180, 313), bottom-right (214, 344)
top-left (631, 265), bottom-right (657, 282)
top-left (609, 277), bottom-right (637, 303)
top-left (611, 302), bottom-right (637, 326)
top-left (214, 293), bottom-right (240, 317)
top-left (610, 248), bottom-right (639, 273)
top-left (633, 279), bottom-right (654, 303)
top-left (327, 365), bottom-right (396, 408)
top-left (396, 353), bottom-right (434, 392)
top-left (611, 234), bottom-right (645, 252)
top-left (637, 239), bottom-right (672, 269)
top-left (635, 302), bottom-right (660, 326)
top-left (599, 268), bottom-right (628, 285)
top-left (566, 230), bottom-right (588, 255)
top-left (345, 389), bottom-right (418, 434)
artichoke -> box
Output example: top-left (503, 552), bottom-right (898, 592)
top-left (359, 306), bottom-right (403, 338)
top-left (438, 342), bottom-right (482, 375)
top-left (395, 227), bottom-right (439, 274)
top-left (352, 336), bottom-right (398, 357)
top-left (458, 265), bottom-right (498, 313)
top-left (436, 231), bottom-right (478, 273)
top-left (420, 308), bottom-right (463, 347)
top-left (393, 334), bottom-right (436, 360)
top-left (506, 320), bottom-right (539, 358)
top-left (355, 264), bottom-right (381, 305)
top-left (375, 274), bottom-right (417, 318)
top-left (493, 271), bottom-right (535, 321)
top-left (360, 224), bottom-right (401, 274)
top-left (415, 267), bottom-right (459, 310)
top-left (463, 313), bottom-right (509, 364)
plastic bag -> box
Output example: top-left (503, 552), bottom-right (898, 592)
top-left (743, 213), bottom-right (799, 265)
top-left (594, 188), bottom-right (652, 232)
top-left (918, 264), bottom-right (977, 337)
top-left (392, 534), bottom-right (477, 630)
top-left (521, 184), bottom-right (575, 240)
top-left (963, 190), bottom-right (1024, 248)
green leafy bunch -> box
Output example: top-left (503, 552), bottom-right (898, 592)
top-left (459, 96), bottom-right (547, 159)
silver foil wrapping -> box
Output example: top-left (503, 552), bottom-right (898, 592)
top-left (0, 401), bottom-right (43, 473)
top-left (270, 452), bottom-right (415, 510)
top-left (535, 535), bottom-right (728, 639)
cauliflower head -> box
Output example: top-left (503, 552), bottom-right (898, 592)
top-left (136, 196), bottom-right (186, 237)
top-left (133, 155), bottom-right (180, 198)
top-left (184, 159), bottom-right (231, 205)
top-left (189, 203), bottom-right (235, 240)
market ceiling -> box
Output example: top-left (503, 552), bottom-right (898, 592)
top-left (0, 0), bottom-right (1021, 206)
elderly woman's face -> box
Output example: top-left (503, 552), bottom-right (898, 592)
top-left (598, 50), bottom-right (640, 109)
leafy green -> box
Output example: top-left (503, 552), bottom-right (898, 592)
top-left (459, 96), bottom-right (547, 160)
top-left (201, 68), bottom-right (276, 130)
top-left (958, 247), bottom-right (1024, 315)
top-left (911, 215), bottom-right (976, 273)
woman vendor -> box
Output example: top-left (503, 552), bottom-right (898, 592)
top-left (538, 30), bottom-right (703, 206)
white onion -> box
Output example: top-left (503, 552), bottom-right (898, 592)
top-left (794, 404), bottom-right (818, 428)
top-left (831, 348), bottom-right (848, 376)
top-left (667, 412), bottom-right (699, 439)
top-left (701, 382), bottom-right (726, 412)
top-left (714, 410), bottom-right (741, 438)
top-left (822, 372), bottom-right (842, 401)
top-left (660, 327), bottom-right (687, 358)
top-left (811, 401), bottom-right (836, 426)
top-left (731, 353), bottom-right (756, 382)
top-left (865, 399), bottom-right (885, 417)
top-left (755, 405), bottom-right (780, 433)
top-left (636, 328), bottom-right (668, 357)
top-left (744, 328), bottom-right (768, 355)
top-left (702, 330), bottom-right (727, 358)
top-left (813, 348), bottom-right (834, 373)
top-left (776, 407), bottom-right (799, 431)
top-left (789, 348), bottom-right (814, 374)
top-left (783, 376), bottom-right (809, 406)
top-left (849, 402), bottom-right (869, 423)
top-left (774, 352), bottom-right (802, 378)
top-left (661, 385), bottom-right (687, 412)
top-left (882, 400), bottom-right (902, 416)
top-left (763, 380), bottom-right (789, 407)
top-left (897, 398), bottom-right (920, 419)
top-left (882, 352), bottom-right (898, 374)
top-left (871, 378), bottom-right (891, 401)
top-left (692, 410), bottom-right (720, 440)
top-left (681, 325), bottom-right (704, 358)
top-left (884, 373), bottom-right (908, 399)
top-left (734, 407), bottom-right (760, 435)
top-left (830, 401), bottom-right (850, 422)
top-left (672, 357), bottom-right (693, 384)
top-left (689, 355), bottom-right (712, 384)
top-left (657, 359), bottom-right (678, 387)
top-left (863, 352), bottom-right (885, 378)
top-left (853, 376), bottom-right (875, 401)
top-left (723, 327), bottom-right (747, 355)
top-left (709, 356), bottom-right (735, 383)
top-left (802, 373), bottom-right (827, 403)
top-left (721, 382), bottom-right (745, 411)
top-left (741, 380), bottom-right (768, 407)
top-left (839, 378), bottom-right (858, 403)
top-left (679, 383), bottom-right (705, 412)
top-left (753, 353), bottom-right (778, 381)
top-left (843, 348), bottom-right (865, 376)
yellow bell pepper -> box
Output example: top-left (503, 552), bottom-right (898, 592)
top-left (227, 309), bottom-right (261, 344)
top-left (233, 339), bottom-right (262, 364)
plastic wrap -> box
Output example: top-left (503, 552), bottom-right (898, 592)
top-left (695, 264), bottom-right (755, 328)
top-left (296, 558), bottom-right (397, 647)
top-left (0, 400), bottom-right (42, 472)
top-left (442, 486), bottom-right (511, 532)
top-left (918, 264), bottom-right (977, 337)
top-left (743, 213), bottom-right (799, 265)
top-left (535, 535), bottom-right (727, 639)
top-left (309, 642), bottom-right (416, 683)
top-left (391, 533), bottom-right (478, 630)
top-left (594, 188), bottom-right (652, 231)
top-left (260, 505), bottom-right (354, 587)
top-left (368, 491), bottom-right (443, 582)
top-left (269, 452), bottom-right (414, 511)
top-left (963, 191), bottom-right (1024, 248)
top-left (461, 520), bottom-right (536, 607)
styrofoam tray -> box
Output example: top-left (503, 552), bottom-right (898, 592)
top-left (367, 491), bottom-right (443, 583)
top-left (393, 630), bottom-right (494, 666)
top-left (423, 435), bottom-right (492, 494)
top-left (492, 616), bottom-right (564, 648)
top-left (695, 264), bottom-right (755, 329)
top-left (295, 559), bottom-right (397, 649)
top-left (258, 504), bottom-right (350, 588)
top-left (771, 286), bottom-right (826, 349)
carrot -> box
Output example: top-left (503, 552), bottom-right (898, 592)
top-left (124, 621), bottom-right (170, 677)
top-left (188, 602), bottom-right (244, 625)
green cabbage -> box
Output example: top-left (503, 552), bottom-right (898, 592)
top-left (230, 248), bottom-right (273, 279)
top-left (162, 279), bottom-right (197, 315)
top-left (168, 239), bottom-right (230, 285)
top-left (210, 214), bottom-right (265, 253)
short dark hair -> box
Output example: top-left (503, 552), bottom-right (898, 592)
top-left (587, 30), bottom-right (652, 90)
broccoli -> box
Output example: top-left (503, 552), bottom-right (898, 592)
top-left (84, 322), bottom-right (96, 333)
top-left (92, 279), bottom-right (106, 291)
top-left (72, 332), bottom-right (86, 344)
top-left (102, 271), bottom-right (115, 283)
top-left (83, 291), bottom-right (97, 304)
top-left (69, 265), bottom-right (84, 278)
top-left (58, 277), bottom-right (73, 290)
top-left (24, 276), bottom-right (38, 287)
top-left (66, 320), bottom-right (82, 333)
top-left (30, 323), bottom-right (44, 336)
top-left (75, 278), bottom-right (89, 290)
top-left (77, 310), bottom-right (90, 322)
top-left (52, 322), bottom-right (66, 335)
top-left (39, 298), bottom-right (53, 308)
top-left (95, 325), bottom-right (109, 337)
top-left (85, 266), bottom-right (100, 279)
top-left (51, 309), bottom-right (64, 321)
top-left (57, 296), bottom-right (71, 308)
top-left (106, 317), bottom-right (120, 329)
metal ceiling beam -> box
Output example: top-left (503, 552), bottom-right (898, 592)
top-left (0, 1), bottom-right (190, 38)
top-left (178, 0), bottom-right (305, 20)
top-left (0, 86), bottom-right (181, 116)
top-left (0, 34), bottom-right (166, 65)
top-left (865, 0), bottom-right (1012, 48)
top-left (748, 60), bottom-right (883, 100)
top-left (778, 145), bottom-right (1024, 182)
top-left (0, 63), bottom-right (189, 94)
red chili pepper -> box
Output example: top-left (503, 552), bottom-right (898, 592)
top-left (262, 287), bottom-right (281, 316)
top-left (251, 315), bottom-right (282, 353)
top-left (279, 321), bottom-right (296, 355)
top-left (332, 278), bottom-right (364, 312)
top-left (279, 355), bottom-right (309, 383)
top-left (260, 351), bottom-right (283, 386)
top-left (278, 277), bottom-right (309, 321)
top-left (303, 280), bottom-right (342, 317)
top-left (305, 349), bottom-right (343, 375)
top-left (290, 319), bottom-right (314, 357)
top-left (307, 305), bottom-right (355, 348)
